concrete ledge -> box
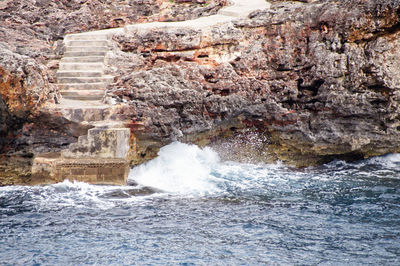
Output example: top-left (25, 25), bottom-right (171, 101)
top-left (62, 127), bottom-right (130, 159)
top-left (32, 156), bottom-right (129, 185)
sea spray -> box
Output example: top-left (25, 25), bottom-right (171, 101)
top-left (129, 142), bottom-right (308, 197)
top-left (129, 142), bottom-right (221, 195)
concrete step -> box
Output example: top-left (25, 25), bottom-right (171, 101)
top-left (60, 89), bottom-right (105, 100)
top-left (61, 56), bottom-right (105, 63)
top-left (44, 98), bottom-right (113, 122)
top-left (65, 35), bottom-right (109, 41)
top-left (218, 0), bottom-right (270, 18)
top-left (218, 9), bottom-right (242, 17)
top-left (57, 76), bottom-right (114, 84)
top-left (56, 71), bottom-right (103, 78)
top-left (66, 46), bottom-right (109, 53)
top-left (62, 108), bottom-right (108, 122)
top-left (57, 83), bottom-right (106, 90)
top-left (66, 40), bottom-right (109, 47)
top-left (64, 28), bottom-right (123, 41)
top-left (219, 7), bottom-right (261, 18)
top-left (59, 62), bottom-right (104, 71)
top-left (62, 127), bottom-right (130, 159)
top-left (57, 98), bottom-right (109, 107)
top-left (64, 51), bottom-right (107, 57)
top-left (76, 135), bottom-right (89, 147)
top-left (50, 99), bottom-right (127, 123)
top-left (89, 120), bottom-right (127, 128)
top-left (57, 107), bottom-right (108, 122)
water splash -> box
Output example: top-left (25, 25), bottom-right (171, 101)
top-left (128, 142), bottom-right (296, 198)
top-left (129, 142), bottom-right (221, 195)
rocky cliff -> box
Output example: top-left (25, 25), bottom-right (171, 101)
top-left (105, 0), bottom-right (400, 166)
top-left (0, 0), bottom-right (226, 185)
top-left (1, 0), bottom-right (400, 185)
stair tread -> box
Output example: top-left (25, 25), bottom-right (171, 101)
top-left (59, 87), bottom-right (106, 91)
top-left (57, 84), bottom-right (106, 88)
top-left (67, 41), bottom-right (109, 46)
top-left (57, 70), bottom-right (104, 73)
top-left (65, 36), bottom-right (109, 41)
top-left (88, 121), bottom-right (128, 128)
top-left (56, 82), bottom-right (105, 86)
top-left (66, 46), bottom-right (108, 48)
top-left (58, 75), bottom-right (113, 79)
top-left (61, 56), bottom-right (105, 58)
top-left (61, 56), bottom-right (105, 62)
top-left (66, 46), bottom-right (109, 51)
top-left (58, 80), bottom-right (111, 84)
top-left (64, 52), bottom-right (107, 56)
top-left (63, 52), bottom-right (106, 54)
top-left (58, 77), bottom-right (112, 85)
top-left (54, 98), bottom-right (110, 108)
top-left (59, 62), bottom-right (104, 68)
top-left (59, 62), bottom-right (104, 65)
top-left (61, 93), bottom-right (105, 100)
top-left (61, 89), bottom-right (105, 94)
top-left (64, 28), bottom-right (123, 41)
top-left (57, 72), bottom-right (103, 78)
top-left (57, 71), bottom-right (104, 73)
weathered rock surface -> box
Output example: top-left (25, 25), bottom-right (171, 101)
top-left (107, 0), bottom-right (400, 166)
top-left (0, 0), bottom-right (226, 185)
top-left (2, 0), bottom-right (400, 185)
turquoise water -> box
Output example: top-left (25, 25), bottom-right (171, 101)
top-left (1, 142), bottom-right (400, 265)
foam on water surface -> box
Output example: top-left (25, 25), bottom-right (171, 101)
top-left (128, 142), bottom-right (400, 198)
top-left (1, 142), bottom-right (400, 265)
top-left (129, 142), bottom-right (222, 196)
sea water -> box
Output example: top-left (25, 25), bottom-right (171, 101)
top-left (1, 142), bottom-right (400, 265)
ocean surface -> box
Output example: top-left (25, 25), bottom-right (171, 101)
top-left (1, 142), bottom-right (400, 265)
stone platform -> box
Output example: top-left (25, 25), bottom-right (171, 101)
top-left (32, 124), bottom-right (131, 185)
top-left (32, 155), bottom-right (129, 186)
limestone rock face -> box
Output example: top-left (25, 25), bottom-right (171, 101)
top-left (2, 0), bottom-right (400, 185)
top-left (0, 43), bottom-right (56, 155)
top-left (108, 0), bottom-right (400, 166)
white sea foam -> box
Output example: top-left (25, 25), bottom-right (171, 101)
top-left (367, 153), bottom-right (400, 169)
top-left (128, 142), bottom-right (302, 196)
top-left (129, 142), bottom-right (222, 195)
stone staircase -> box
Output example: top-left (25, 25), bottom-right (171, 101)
top-left (33, 29), bottom-right (131, 185)
top-left (56, 33), bottom-right (116, 101)
top-left (32, 95), bottom-right (131, 185)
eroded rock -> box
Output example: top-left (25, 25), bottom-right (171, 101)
top-left (0, 0), bottom-right (226, 185)
top-left (2, 0), bottom-right (400, 185)
top-left (107, 0), bottom-right (400, 167)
